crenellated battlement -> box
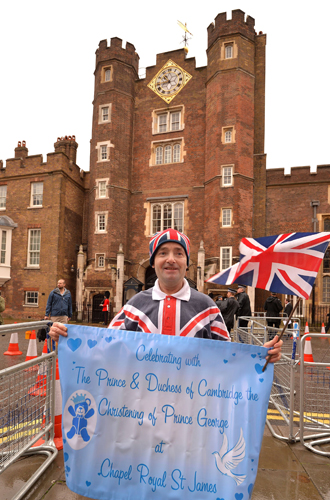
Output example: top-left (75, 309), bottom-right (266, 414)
top-left (267, 164), bottom-right (330, 185)
top-left (207, 9), bottom-right (255, 48)
top-left (96, 37), bottom-right (139, 74)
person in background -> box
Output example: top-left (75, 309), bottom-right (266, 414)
top-left (264, 292), bottom-right (283, 339)
top-left (236, 284), bottom-right (252, 329)
top-left (100, 291), bottom-right (110, 325)
top-left (44, 279), bottom-right (72, 324)
top-left (284, 298), bottom-right (293, 318)
top-left (0, 293), bottom-right (5, 325)
top-left (217, 288), bottom-right (239, 334)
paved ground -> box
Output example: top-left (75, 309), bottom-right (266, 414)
top-left (1, 424), bottom-right (330, 500)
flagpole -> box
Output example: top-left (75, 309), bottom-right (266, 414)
top-left (262, 297), bottom-right (302, 372)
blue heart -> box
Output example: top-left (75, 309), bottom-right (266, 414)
top-left (251, 354), bottom-right (256, 358)
top-left (255, 363), bottom-right (263, 374)
top-left (223, 359), bottom-right (228, 364)
top-left (66, 466), bottom-right (71, 473)
top-left (86, 481), bottom-right (91, 487)
top-left (87, 339), bottom-right (97, 349)
top-left (248, 483), bottom-right (254, 497)
top-left (259, 378), bottom-right (264, 383)
top-left (251, 459), bottom-right (254, 462)
top-left (64, 452), bottom-right (69, 462)
top-left (67, 338), bottom-right (82, 352)
top-left (105, 337), bottom-right (113, 343)
top-left (63, 438), bottom-right (66, 444)
top-left (232, 353), bottom-right (236, 356)
top-left (216, 498), bottom-right (225, 500)
top-left (235, 494), bottom-right (243, 500)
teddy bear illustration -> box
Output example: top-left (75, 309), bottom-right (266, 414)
top-left (67, 393), bottom-right (95, 442)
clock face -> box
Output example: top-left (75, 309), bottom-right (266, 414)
top-left (148, 59), bottom-right (192, 104)
top-left (156, 68), bottom-right (183, 95)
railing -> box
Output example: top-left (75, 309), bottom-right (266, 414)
top-left (0, 321), bottom-right (58, 500)
top-left (233, 317), bottom-right (330, 455)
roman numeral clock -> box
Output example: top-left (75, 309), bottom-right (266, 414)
top-left (147, 59), bottom-right (192, 104)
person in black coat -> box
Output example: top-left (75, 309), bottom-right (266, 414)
top-left (264, 292), bottom-right (283, 338)
top-left (216, 288), bottom-right (239, 334)
top-left (284, 298), bottom-right (293, 318)
top-left (236, 284), bottom-right (252, 329)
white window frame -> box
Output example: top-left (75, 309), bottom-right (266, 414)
top-left (30, 182), bottom-right (43, 207)
top-left (225, 44), bottom-right (233, 59)
top-left (95, 212), bottom-right (108, 234)
top-left (95, 253), bottom-right (106, 269)
top-left (98, 103), bottom-right (112, 124)
top-left (27, 229), bottom-right (41, 268)
top-left (222, 126), bottom-right (235, 144)
top-left (150, 201), bottom-right (184, 234)
top-left (222, 208), bottom-right (232, 228)
top-left (221, 165), bottom-right (234, 187)
top-left (24, 291), bottom-right (39, 307)
top-left (323, 275), bottom-right (330, 303)
top-left (95, 178), bottom-right (109, 199)
top-left (96, 141), bottom-right (113, 162)
top-left (0, 230), bottom-right (6, 264)
top-left (151, 139), bottom-right (183, 166)
top-left (0, 185), bottom-right (7, 210)
top-left (220, 247), bottom-right (232, 271)
top-left (101, 65), bottom-right (112, 83)
top-left (153, 106), bottom-right (184, 134)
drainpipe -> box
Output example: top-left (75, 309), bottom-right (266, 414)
top-left (310, 200), bottom-right (320, 325)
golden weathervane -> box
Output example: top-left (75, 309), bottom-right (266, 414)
top-left (177, 20), bottom-right (193, 54)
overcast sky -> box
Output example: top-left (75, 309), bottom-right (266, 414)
top-left (1, 0), bottom-right (329, 173)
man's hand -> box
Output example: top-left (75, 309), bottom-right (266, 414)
top-left (44, 315), bottom-right (49, 320)
top-left (49, 322), bottom-right (68, 342)
top-left (263, 335), bottom-right (283, 363)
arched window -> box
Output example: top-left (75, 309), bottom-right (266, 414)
top-left (173, 143), bottom-right (181, 163)
top-left (151, 201), bottom-right (184, 233)
top-left (164, 145), bottom-right (172, 164)
top-left (323, 276), bottom-right (330, 303)
top-left (173, 202), bottom-right (183, 232)
top-left (152, 204), bottom-right (162, 233)
top-left (163, 204), bottom-right (172, 229)
top-left (324, 249), bottom-right (330, 273)
top-left (156, 147), bottom-right (163, 165)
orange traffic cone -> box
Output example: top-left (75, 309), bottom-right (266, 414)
top-left (25, 330), bottom-right (38, 371)
top-left (4, 331), bottom-right (22, 356)
top-left (304, 336), bottom-right (314, 363)
top-left (33, 356), bottom-right (63, 450)
top-left (54, 358), bottom-right (63, 450)
top-left (321, 322), bottom-right (327, 339)
top-left (29, 340), bottom-right (48, 397)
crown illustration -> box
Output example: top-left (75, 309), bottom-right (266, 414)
top-left (71, 393), bottom-right (86, 405)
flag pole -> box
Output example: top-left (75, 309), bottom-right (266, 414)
top-left (262, 297), bottom-right (302, 372)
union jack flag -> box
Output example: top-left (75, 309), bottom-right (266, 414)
top-left (208, 232), bottom-right (330, 299)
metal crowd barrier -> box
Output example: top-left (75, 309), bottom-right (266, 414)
top-left (0, 322), bottom-right (58, 500)
top-left (299, 333), bottom-right (330, 456)
top-left (233, 316), bottom-right (301, 443)
top-left (233, 317), bottom-right (330, 456)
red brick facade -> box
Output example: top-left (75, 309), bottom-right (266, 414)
top-left (1, 10), bottom-right (329, 319)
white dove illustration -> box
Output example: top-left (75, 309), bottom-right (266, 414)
top-left (212, 428), bottom-right (246, 486)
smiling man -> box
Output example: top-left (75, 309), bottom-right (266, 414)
top-left (49, 229), bottom-right (282, 361)
top-left (110, 229), bottom-right (230, 340)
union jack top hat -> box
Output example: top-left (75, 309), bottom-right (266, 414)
top-left (149, 229), bottom-right (190, 266)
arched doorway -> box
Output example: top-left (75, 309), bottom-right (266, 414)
top-left (145, 266), bottom-right (157, 290)
top-left (92, 293), bottom-right (104, 323)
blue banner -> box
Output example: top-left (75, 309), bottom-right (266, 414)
top-left (58, 325), bottom-right (273, 500)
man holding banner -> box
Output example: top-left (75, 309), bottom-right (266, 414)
top-left (49, 229), bottom-right (287, 500)
top-left (49, 229), bottom-right (282, 361)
